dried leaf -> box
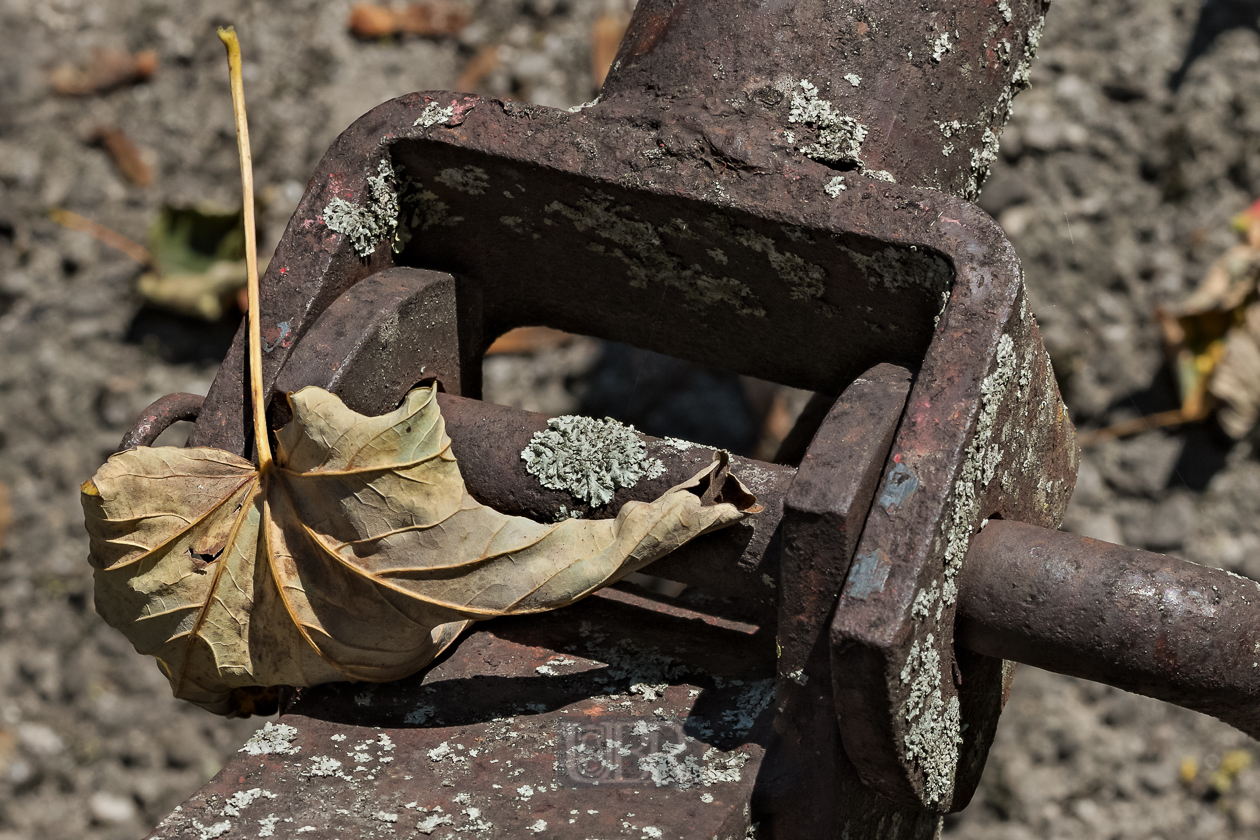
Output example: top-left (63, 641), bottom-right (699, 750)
top-left (0, 482), bottom-right (10, 555)
top-left (348, 3), bottom-right (470, 39)
top-left (48, 208), bottom-right (150, 265)
top-left (591, 11), bottom-right (629, 91)
top-left (83, 384), bottom-right (754, 715)
top-left (1159, 229), bottom-right (1260, 438)
top-left (456, 44), bottom-right (501, 93)
top-left (137, 204), bottom-right (265, 320)
top-left (90, 125), bottom-right (153, 187)
top-left (485, 326), bottom-right (574, 355)
top-left (50, 48), bottom-right (158, 96)
top-left (1210, 302), bottom-right (1260, 438)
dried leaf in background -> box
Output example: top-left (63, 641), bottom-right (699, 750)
top-left (456, 44), bottom-right (501, 92)
top-left (485, 326), bottom-right (574, 355)
top-left (591, 10), bottom-right (630, 91)
top-left (50, 48), bottom-right (158, 96)
top-left (1157, 199), bottom-right (1260, 439)
top-left (89, 125), bottom-right (153, 187)
top-left (137, 204), bottom-right (264, 321)
top-left (83, 384), bottom-right (755, 716)
top-left (1084, 198), bottom-right (1260, 446)
top-left (348, 2), bottom-right (470, 39)
top-left (0, 482), bottom-right (11, 555)
top-left (48, 208), bottom-right (150, 265)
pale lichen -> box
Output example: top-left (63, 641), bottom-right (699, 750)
top-left (322, 159), bottom-right (398, 258)
top-left (545, 194), bottom-right (764, 316)
top-left (824, 175), bottom-right (847, 197)
top-left (221, 789), bottom-right (276, 818)
top-left (910, 581), bottom-right (941, 622)
top-left (968, 127), bottom-right (1002, 201)
top-left (788, 80), bottom-right (868, 167)
top-left (434, 166), bottom-right (489, 195)
top-left (702, 214), bottom-right (828, 305)
top-left (393, 173), bottom-right (464, 253)
top-left (721, 679), bottom-right (775, 735)
top-left (899, 634), bottom-right (962, 806)
top-left (841, 243), bottom-right (952, 298)
top-left (521, 415), bottom-right (666, 507)
top-left (239, 722), bottom-right (300, 756)
top-left (941, 332), bottom-right (1018, 607)
top-left (414, 102), bottom-right (456, 128)
top-left (1013, 15), bottom-right (1046, 89)
top-left (566, 95), bottom-right (601, 113)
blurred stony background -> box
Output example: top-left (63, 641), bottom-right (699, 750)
top-left (2, 0), bottom-right (1260, 837)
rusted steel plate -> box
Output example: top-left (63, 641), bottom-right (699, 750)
top-left (957, 520), bottom-right (1260, 740)
top-left (776, 363), bottom-right (912, 689)
top-left (145, 591), bottom-right (774, 840)
top-left (271, 267), bottom-right (476, 421)
top-left (758, 363), bottom-right (941, 839)
top-left (188, 0), bottom-right (1049, 459)
top-left (832, 289), bottom-right (1078, 813)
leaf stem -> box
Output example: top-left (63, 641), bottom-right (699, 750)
top-left (218, 26), bottom-right (272, 472)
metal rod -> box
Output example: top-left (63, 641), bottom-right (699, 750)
top-left (435, 392), bottom-right (794, 620)
top-left (117, 393), bottom-right (204, 452)
top-left (956, 519), bottom-right (1260, 739)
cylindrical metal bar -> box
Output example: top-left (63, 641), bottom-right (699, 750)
top-left (957, 520), bottom-right (1260, 739)
top-left (599, 0), bottom-right (1049, 200)
top-left (117, 393), bottom-right (204, 453)
top-left (436, 392), bottom-right (797, 621)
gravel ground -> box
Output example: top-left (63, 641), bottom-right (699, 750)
top-left (1, 0), bottom-right (1259, 838)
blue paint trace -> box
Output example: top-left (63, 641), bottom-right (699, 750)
top-left (878, 461), bottom-right (918, 516)
top-left (847, 549), bottom-right (892, 599)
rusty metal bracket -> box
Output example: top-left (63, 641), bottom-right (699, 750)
top-left (188, 0), bottom-right (1054, 459)
top-left (757, 363), bottom-right (928, 838)
top-left (832, 295), bottom-right (1077, 811)
top-left (118, 0), bottom-right (1134, 836)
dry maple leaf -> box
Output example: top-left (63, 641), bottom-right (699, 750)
top-left (83, 384), bottom-right (754, 715)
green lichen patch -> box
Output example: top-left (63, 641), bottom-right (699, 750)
top-left (322, 160), bottom-right (398, 258)
top-left (544, 194), bottom-right (765, 317)
top-left (788, 80), bottom-right (868, 168)
top-left (413, 102), bottom-right (456, 128)
top-left (521, 415), bottom-right (666, 508)
top-left (899, 633), bottom-right (962, 806)
top-left (434, 166), bottom-right (489, 195)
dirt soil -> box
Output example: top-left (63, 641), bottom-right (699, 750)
top-left (2, 0), bottom-right (1260, 838)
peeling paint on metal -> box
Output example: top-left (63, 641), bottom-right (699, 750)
top-left (879, 462), bottom-right (919, 516)
top-left (848, 550), bottom-right (892, 599)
